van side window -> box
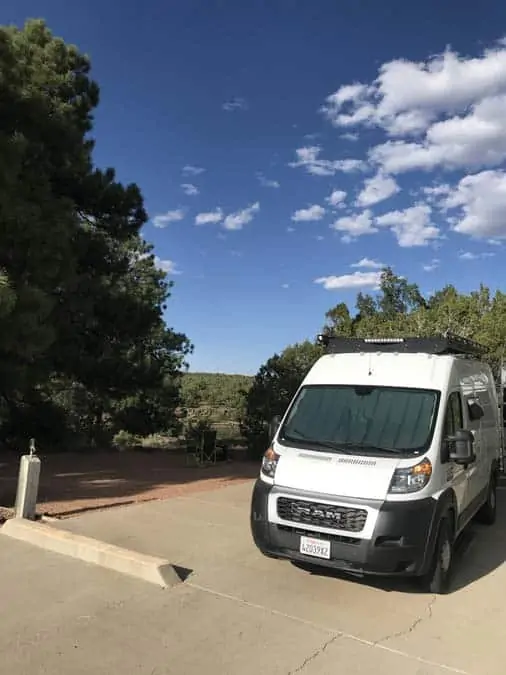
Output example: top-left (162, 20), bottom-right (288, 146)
top-left (444, 392), bottom-right (464, 437)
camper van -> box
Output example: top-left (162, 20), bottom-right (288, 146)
top-left (250, 334), bottom-right (502, 594)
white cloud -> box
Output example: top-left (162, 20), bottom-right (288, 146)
top-left (292, 204), bottom-right (326, 222)
top-left (319, 40), bottom-right (506, 181)
top-left (459, 250), bottom-right (495, 260)
top-left (152, 209), bottom-right (185, 228)
top-left (356, 172), bottom-right (400, 207)
top-left (326, 189), bottom-right (347, 207)
top-left (376, 204), bottom-right (440, 247)
top-left (423, 258), bottom-right (440, 272)
top-left (330, 209), bottom-right (377, 240)
top-left (322, 83), bottom-right (376, 128)
top-left (281, 283), bottom-right (290, 289)
top-left (223, 202), bottom-right (260, 230)
top-left (315, 271), bottom-right (382, 290)
top-left (195, 208), bottom-right (224, 225)
top-left (182, 165), bottom-right (205, 176)
top-left (289, 145), bottom-right (366, 176)
top-left (257, 173), bottom-right (280, 188)
top-left (222, 97), bottom-right (248, 112)
top-left (351, 257), bottom-right (384, 269)
top-left (444, 169), bottom-right (506, 238)
top-left (154, 257), bottom-right (181, 275)
top-left (421, 183), bottom-right (452, 205)
top-left (322, 41), bottom-right (506, 136)
top-left (369, 95), bottom-right (506, 174)
top-left (181, 183), bottom-right (199, 196)
top-left (337, 158), bottom-right (366, 173)
top-left (341, 132), bottom-right (359, 142)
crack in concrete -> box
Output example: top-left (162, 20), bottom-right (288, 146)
top-left (374, 594), bottom-right (437, 645)
top-left (189, 584), bottom-right (470, 674)
top-left (287, 633), bottom-right (342, 675)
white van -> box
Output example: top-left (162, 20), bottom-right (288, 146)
top-left (250, 334), bottom-right (502, 593)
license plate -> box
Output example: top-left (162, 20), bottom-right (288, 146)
top-left (300, 536), bottom-right (331, 560)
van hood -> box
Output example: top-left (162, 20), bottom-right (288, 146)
top-left (274, 448), bottom-right (400, 501)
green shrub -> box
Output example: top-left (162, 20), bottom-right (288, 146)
top-left (112, 429), bottom-right (141, 451)
top-left (140, 433), bottom-right (174, 450)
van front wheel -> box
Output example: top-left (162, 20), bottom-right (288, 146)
top-left (419, 519), bottom-right (453, 595)
top-left (476, 475), bottom-right (497, 525)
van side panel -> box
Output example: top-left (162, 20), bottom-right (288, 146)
top-left (458, 360), bottom-right (501, 510)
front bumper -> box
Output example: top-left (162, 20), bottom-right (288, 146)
top-left (250, 479), bottom-right (437, 577)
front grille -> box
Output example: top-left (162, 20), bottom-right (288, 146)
top-left (277, 497), bottom-right (367, 533)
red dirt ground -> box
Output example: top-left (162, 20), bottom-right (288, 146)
top-left (0, 451), bottom-right (258, 522)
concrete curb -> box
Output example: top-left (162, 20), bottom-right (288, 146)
top-left (1, 518), bottom-right (182, 588)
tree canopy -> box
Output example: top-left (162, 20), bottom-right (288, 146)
top-left (242, 267), bottom-right (506, 457)
top-left (240, 341), bottom-right (323, 455)
top-left (0, 19), bottom-right (191, 449)
top-left (180, 373), bottom-right (252, 411)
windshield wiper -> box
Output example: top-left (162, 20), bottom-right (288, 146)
top-left (336, 441), bottom-right (400, 455)
top-left (285, 431), bottom-right (400, 455)
top-left (286, 430), bottom-right (353, 453)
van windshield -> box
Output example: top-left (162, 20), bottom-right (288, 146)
top-left (279, 385), bottom-right (439, 456)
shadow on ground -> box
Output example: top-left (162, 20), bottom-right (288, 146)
top-left (291, 496), bottom-right (506, 595)
top-left (0, 450), bottom-right (258, 517)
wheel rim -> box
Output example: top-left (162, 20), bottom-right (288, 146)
top-left (440, 539), bottom-right (451, 573)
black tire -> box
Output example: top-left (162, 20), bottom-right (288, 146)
top-left (419, 519), bottom-right (453, 594)
top-left (476, 475), bottom-right (497, 525)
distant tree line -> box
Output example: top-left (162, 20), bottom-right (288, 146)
top-left (180, 373), bottom-right (252, 412)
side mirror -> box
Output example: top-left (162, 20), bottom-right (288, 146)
top-left (447, 429), bottom-right (475, 465)
top-left (467, 401), bottom-right (484, 421)
top-left (268, 415), bottom-right (281, 440)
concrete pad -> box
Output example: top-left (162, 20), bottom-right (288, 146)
top-left (1, 517), bottom-right (181, 588)
top-left (0, 540), bottom-right (460, 675)
top-left (369, 514), bottom-right (506, 675)
top-left (0, 536), bottom-right (151, 648)
top-left (0, 549), bottom-right (337, 675)
top-left (53, 488), bottom-right (252, 573)
top-left (301, 635), bottom-right (462, 674)
top-left (52, 480), bottom-right (506, 674)
top-left (54, 484), bottom-right (438, 642)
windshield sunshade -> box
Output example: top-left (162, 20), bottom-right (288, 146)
top-left (280, 385), bottom-right (438, 455)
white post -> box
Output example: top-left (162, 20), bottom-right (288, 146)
top-left (14, 439), bottom-right (41, 520)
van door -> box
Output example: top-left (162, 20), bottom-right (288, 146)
top-left (443, 391), bottom-right (471, 521)
top-left (465, 389), bottom-right (492, 509)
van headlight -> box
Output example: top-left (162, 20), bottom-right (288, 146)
top-left (389, 458), bottom-right (432, 494)
top-left (261, 447), bottom-right (280, 479)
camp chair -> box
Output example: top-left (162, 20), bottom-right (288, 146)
top-left (200, 429), bottom-right (217, 465)
top-left (185, 435), bottom-right (200, 466)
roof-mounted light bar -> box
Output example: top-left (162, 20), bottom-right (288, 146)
top-left (363, 338), bottom-right (404, 344)
top-left (316, 332), bottom-right (485, 357)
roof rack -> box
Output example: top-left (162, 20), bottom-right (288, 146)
top-left (316, 332), bottom-right (485, 357)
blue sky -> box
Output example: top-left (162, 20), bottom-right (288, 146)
top-left (4, 1), bottom-right (506, 374)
